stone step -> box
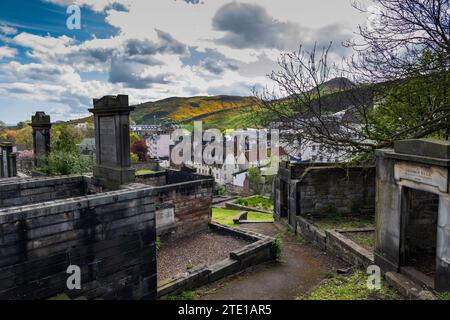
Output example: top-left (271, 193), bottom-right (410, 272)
top-left (238, 220), bottom-right (274, 224)
top-left (400, 266), bottom-right (435, 290)
top-left (385, 271), bottom-right (436, 300)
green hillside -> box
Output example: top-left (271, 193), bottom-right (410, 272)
top-left (132, 95), bottom-right (257, 129)
top-left (64, 77), bottom-right (358, 130)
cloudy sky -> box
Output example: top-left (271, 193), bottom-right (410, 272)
top-left (0, 0), bottom-right (372, 123)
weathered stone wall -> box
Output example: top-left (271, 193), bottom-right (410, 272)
top-left (298, 166), bottom-right (376, 216)
top-left (153, 180), bottom-right (213, 240)
top-left (132, 160), bottom-right (160, 172)
top-left (0, 176), bottom-right (87, 208)
top-left (274, 163), bottom-right (375, 229)
top-left (137, 169), bottom-right (214, 240)
top-left (0, 183), bottom-right (157, 300)
top-left (135, 171), bottom-right (166, 186)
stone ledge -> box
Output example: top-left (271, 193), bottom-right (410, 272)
top-left (225, 202), bottom-right (273, 214)
top-left (296, 216), bottom-right (375, 268)
top-left (385, 272), bottom-right (437, 300)
top-left (296, 216), bottom-right (327, 250)
top-left (325, 229), bottom-right (374, 268)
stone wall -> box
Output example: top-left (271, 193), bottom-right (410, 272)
top-left (298, 166), bottom-right (376, 216)
top-left (136, 169), bottom-right (214, 240)
top-left (0, 182), bottom-right (157, 300)
top-left (0, 175), bottom-right (87, 208)
top-left (132, 160), bottom-right (161, 172)
top-left (135, 171), bottom-right (167, 186)
top-left (274, 162), bottom-right (375, 229)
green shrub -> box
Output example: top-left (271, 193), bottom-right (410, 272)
top-left (215, 185), bottom-right (227, 196)
top-left (271, 235), bottom-right (283, 262)
top-left (130, 152), bottom-right (139, 163)
top-left (43, 151), bottom-right (95, 176)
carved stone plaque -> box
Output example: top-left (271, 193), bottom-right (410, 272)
top-left (99, 117), bottom-right (117, 166)
top-left (394, 161), bottom-right (448, 193)
top-left (156, 207), bottom-right (175, 229)
top-left (35, 131), bottom-right (46, 155)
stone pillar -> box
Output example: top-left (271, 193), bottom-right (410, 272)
top-left (374, 154), bottom-right (403, 272)
top-left (89, 95), bottom-right (135, 188)
top-left (30, 112), bottom-right (51, 168)
top-left (0, 142), bottom-right (17, 178)
top-left (436, 197), bottom-right (450, 292)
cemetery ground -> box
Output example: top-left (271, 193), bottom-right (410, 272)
top-left (162, 220), bottom-right (400, 300)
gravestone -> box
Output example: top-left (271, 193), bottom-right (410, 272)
top-left (89, 95), bottom-right (135, 188)
top-left (0, 142), bottom-right (17, 178)
top-left (30, 112), bottom-right (51, 168)
top-left (375, 138), bottom-right (450, 292)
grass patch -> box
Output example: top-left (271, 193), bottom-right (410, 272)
top-left (234, 195), bottom-right (273, 211)
top-left (348, 233), bottom-right (375, 248)
top-left (136, 169), bottom-right (154, 175)
top-left (308, 215), bottom-right (374, 232)
top-left (160, 290), bottom-right (198, 300)
top-left (438, 292), bottom-right (450, 300)
top-left (212, 208), bottom-right (273, 227)
top-left (300, 271), bottom-right (400, 300)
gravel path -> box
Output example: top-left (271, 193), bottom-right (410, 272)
top-left (197, 222), bottom-right (348, 300)
top-left (157, 231), bottom-right (251, 283)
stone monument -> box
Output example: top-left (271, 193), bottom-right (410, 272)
top-left (89, 94), bottom-right (135, 188)
top-left (30, 112), bottom-right (51, 168)
top-left (375, 138), bottom-right (450, 292)
top-left (0, 142), bottom-right (17, 178)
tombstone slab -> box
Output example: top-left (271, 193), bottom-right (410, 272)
top-left (89, 95), bottom-right (135, 188)
top-left (0, 142), bottom-right (16, 178)
top-left (30, 112), bottom-right (51, 168)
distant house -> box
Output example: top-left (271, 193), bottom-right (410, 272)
top-left (77, 138), bottom-right (95, 155)
top-left (75, 123), bottom-right (89, 130)
top-left (146, 134), bottom-right (171, 159)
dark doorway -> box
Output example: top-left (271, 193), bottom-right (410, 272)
top-left (279, 180), bottom-right (288, 218)
top-left (401, 188), bottom-right (439, 286)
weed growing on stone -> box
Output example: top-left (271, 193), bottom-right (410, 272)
top-left (161, 290), bottom-right (198, 300)
top-left (271, 235), bottom-right (283, 262)
top-left (438, 292), bottom-right (450, 300)
top-left (300, 271), bottom-right (400, 300)
top-left (156, 236), bottom-right (161, 253)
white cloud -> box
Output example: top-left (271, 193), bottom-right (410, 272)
top-left (0, 46), bottom-right (17, 59)
top-left (0, 0), bottom-right (367, 121)
top-left (0, 25), bottom-right (18, 35)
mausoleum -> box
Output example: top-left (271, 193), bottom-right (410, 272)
top-left (375, 139), bottom-right (450, 292)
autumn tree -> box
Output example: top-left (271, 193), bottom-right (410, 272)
top-left (131, 139), bottom-right (149, 161)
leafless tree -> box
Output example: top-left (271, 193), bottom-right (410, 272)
top-left (254, 0), bottom-right (449, 164)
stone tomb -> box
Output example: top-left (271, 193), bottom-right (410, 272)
top-left (375, 139), bottom-right (450, 292)
top-left (30, 112), bottom-right (51, 168)
top-left (89, 95), bottom-right (135, 188)
top-left (0, 142), bottom-right (17, 178)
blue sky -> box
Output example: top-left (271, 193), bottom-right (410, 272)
top-left (0, 0), bottom-right (369, 124)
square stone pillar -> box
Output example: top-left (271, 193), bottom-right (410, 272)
top-left (436, 197), bottom-right (450, 291)
top-left (0, 142), bottom-right (16, 178)
top-left (89, 95), bottom-right (135, 188)
top-left (30, 112), bottom-right (52, 168)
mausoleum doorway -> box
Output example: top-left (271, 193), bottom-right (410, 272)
top-left (400, 188), bottom-right (439, 287)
